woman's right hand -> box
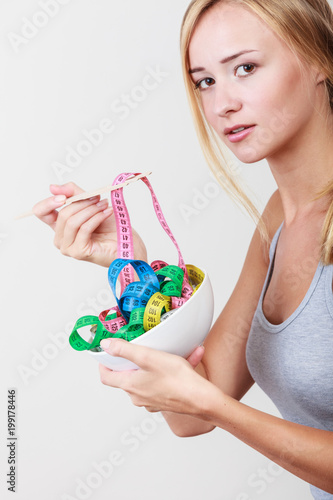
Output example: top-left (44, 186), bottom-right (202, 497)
top-left (33, 182), bottom-right (147, 268)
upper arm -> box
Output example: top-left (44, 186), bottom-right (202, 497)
top-left (199, 189), bottom-right (284, 400)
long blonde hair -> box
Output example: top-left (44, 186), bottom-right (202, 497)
top-left (180, 0), bottom-right (333, 264)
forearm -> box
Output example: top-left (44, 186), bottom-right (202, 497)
top-left (100, 332), bottom-right (332, 492)
top-left (161, 353), bottom-right (253, 438)
top-left (201, 389), bottom-right (333, 493)
top-left (160, 344), bottom-right (254, 438)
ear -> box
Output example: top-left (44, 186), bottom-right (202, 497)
top-left (315, 70), bottom-right (327, 85)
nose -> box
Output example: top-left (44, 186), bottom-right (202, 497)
top-left (213, 82), bottom-right (242, 117)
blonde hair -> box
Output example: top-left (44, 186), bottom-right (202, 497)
top-left (180, 0), bottom-right (333, 264)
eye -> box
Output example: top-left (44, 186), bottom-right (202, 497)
top-left (194, 77), bottom-right (215, 91)
top-left (235, 64), bottom-right (256, 77)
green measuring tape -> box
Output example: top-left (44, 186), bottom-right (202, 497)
top-left (68, 172), bottom-right (205, 352)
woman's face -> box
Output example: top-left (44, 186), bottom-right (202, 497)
top-left (188, 2), bottom-right (325, 164)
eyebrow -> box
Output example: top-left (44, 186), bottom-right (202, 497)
top-left (189, 49), bottom-right (258, 74)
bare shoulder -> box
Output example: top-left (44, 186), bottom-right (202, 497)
top-left (257, 189), bottom-right (284, 265)
top-left (262, 189), bottom-right (284, 238)
top-left (232, 188), bottom-right (284, 307)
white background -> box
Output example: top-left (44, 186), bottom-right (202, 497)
top-left (1, 1), bottom-right (319, 499)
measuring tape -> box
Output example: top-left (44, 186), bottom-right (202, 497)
top-left (69, 173), bottom-right (205, 352)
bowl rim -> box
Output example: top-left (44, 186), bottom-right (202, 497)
top-left (87, 268), bottom-right (209, 357)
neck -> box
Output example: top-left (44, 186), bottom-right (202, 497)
top-left (267, 107), bottom-right (333, 226)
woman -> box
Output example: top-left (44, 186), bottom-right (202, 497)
top-left (34, 1), bottom-right (333, 498)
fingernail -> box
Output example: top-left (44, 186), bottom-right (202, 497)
top-left (100, 339), bottom-right (112, 351)
top-left (96, 200), bottom-right (108, 208)
top-left (88, 196), bottom-right (99, 201)
top-left (103, 208), bottom-right (113, 216)
top-left (54, 195), bottom-right (66, 204)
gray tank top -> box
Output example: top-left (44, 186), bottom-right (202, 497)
top-left (246, 222), bottom-right (333, 500)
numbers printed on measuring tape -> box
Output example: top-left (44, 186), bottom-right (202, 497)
top-left (68, 173), bottom-right (205, 351)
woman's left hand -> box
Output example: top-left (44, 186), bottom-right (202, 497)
top-left (98, 339), bottom-right (215, 415)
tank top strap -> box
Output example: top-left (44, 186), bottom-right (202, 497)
top-left (256, 222), bottom-right (284, 311)
top-left (257, 220), bottom-right (328, 333)
top-left (268, 221), bottom-right (284, 263)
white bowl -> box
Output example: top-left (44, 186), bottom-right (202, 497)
top-left (87, 270), bottom-right (214, 371)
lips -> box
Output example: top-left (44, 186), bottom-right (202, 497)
top-left (225, 125), bottom-right (256, 144)
top-left (224, 124), bottom-right (255, 136)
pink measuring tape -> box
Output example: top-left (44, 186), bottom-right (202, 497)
top-left (69, 172), bottom-right (205, 351)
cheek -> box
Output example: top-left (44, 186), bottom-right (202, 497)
top-left (248, 72), bottom-right (304, 135)
top-left (199, 85), bottom-right (226, 122)
top-left (201, 95), bottom-right (216, 126)
top-left (261, 64), bottom-right (309, 116)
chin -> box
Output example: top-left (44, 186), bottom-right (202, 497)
top-left (233, 146), bottom-right (267, 164)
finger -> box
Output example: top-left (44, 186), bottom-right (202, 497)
top-left (74, 207), bottom-right (114, 250)
top-left (33, 195), bottom-right (67, 229)
top-left (54, 196), bottom-right (102, 248)
top-left (99, 363), bottom-right (137, 390)
top-left (186, 346), bottom-right (205, 369)
top-left (33, 182), bottom-right (86, 229)
top-left (60, 200), bottom-right (110, 251)
top-left (100, 338), bottom-right (161, 371)
top-left (49, 182), bottom-right (84, 198)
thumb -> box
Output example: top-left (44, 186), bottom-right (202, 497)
top-left (186, 345), bottom-right (205, 369)
top-left (49, 182), bottom-right (84, 198)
